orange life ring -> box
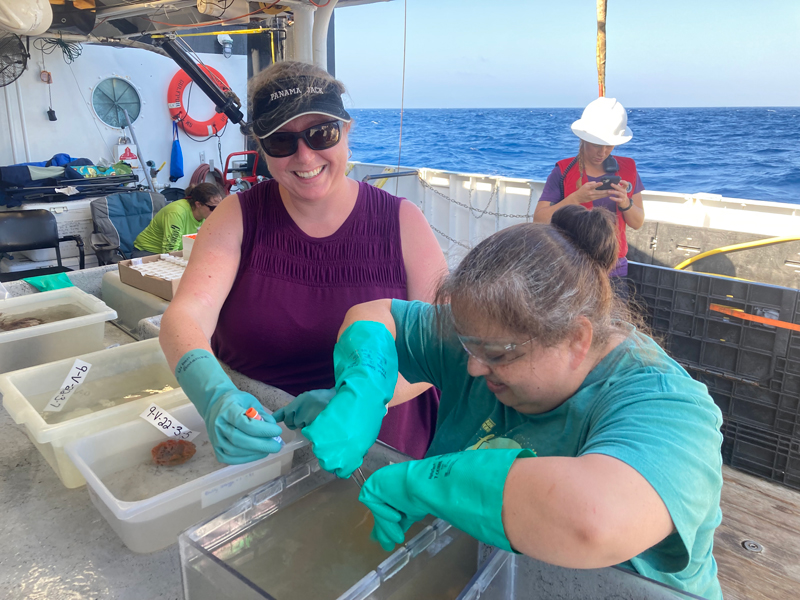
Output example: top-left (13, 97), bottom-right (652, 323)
top-left (167, 66), bottom-right (230, 137)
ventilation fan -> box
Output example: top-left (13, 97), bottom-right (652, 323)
top-left (0, 32), bottom-right (27, 88)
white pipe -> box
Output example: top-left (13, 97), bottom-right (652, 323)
top-left (312, 0), bottom-right (338, 70)
top-left (292, 4), bottom-right (315, 64)
top-left (13, 80), bottom-right (31, 162)
top-left (3, 85), bottom-right (19, 164)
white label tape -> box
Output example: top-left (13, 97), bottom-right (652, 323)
top-left (168, 102), bottom-right (181, 109)
top-left (44, 359), bottom-right (92, 412)
top-left (139, 404), bottom-right (200, 441)
top-left (201, 462), bottom-right (282, 509)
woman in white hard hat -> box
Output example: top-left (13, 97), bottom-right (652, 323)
top-left (533, 97), bottom-right (644, 280)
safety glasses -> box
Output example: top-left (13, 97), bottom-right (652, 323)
top-left (457, 334), bottom-right (533, 366)
top-left (258, 120), bottom-right (342, 158)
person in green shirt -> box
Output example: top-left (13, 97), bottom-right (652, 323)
top-left (133, 183), bottom-right (222, 255)
top-left (277, 204), bottom-right (724, 599)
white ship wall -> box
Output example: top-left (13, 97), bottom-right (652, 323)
top-left (0, 44), bottom-right (248, 190)
top-left (346, 162), bottom-right (800, 269)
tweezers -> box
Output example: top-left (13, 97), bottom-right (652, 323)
top-left (351, 467), bottom-right (367, 489)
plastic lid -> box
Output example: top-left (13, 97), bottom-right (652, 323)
top-left (244, 407), bottom-right (261, 420)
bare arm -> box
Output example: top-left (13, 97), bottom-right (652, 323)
top-left (159, 193), bottom-right (243, 371)
top-left (502, 453), bottom-right (674, 568)
top-left (385, 200), bottom-right (448, 405)
top-left (532, 182), bottom-right (608, 223)
top-left (339, 299), bottom-right (395, 339)
top-left (620, 191), bottom-right (645, 230)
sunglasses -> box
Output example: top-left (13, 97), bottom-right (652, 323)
top-left (258, 120), bottom-right (342, 158)
top-left (457, 334), bottom-right (533, 366)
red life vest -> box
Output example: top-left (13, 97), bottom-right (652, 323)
top-left (556, 155), bottom-right (637, 259)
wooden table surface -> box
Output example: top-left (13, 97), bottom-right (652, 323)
top-left (715, 465), bottom-right (800, 600)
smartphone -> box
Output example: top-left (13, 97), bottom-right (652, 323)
top-left (596, 175), bottom-right (621, 191)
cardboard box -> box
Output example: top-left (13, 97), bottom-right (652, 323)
top-left (117, 252), bottom-right (183, 301)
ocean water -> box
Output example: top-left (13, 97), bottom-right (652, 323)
top-left (348, 107), bottom-right (800, 204)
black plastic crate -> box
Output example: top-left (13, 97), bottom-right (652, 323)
top-left (689, 367), bottom-right (800, 437)
top-left (721, 418), bottom-right (800, 490)
top-left (628, 262), bottom-right (799, 385)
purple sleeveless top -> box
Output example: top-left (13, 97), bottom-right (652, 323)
top-left (211, 179), bottom-right (438, 459)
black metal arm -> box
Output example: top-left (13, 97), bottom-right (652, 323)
top-left (59, 235), bottom-right (85, 270)
top-left (156, 38), bottom-right (246, 127)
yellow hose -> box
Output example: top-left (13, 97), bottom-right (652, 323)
top-left (674, 236), bottom-right (800, 270)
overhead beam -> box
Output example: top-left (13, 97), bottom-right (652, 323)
top-left (96, 0), bottom-right (196, 21)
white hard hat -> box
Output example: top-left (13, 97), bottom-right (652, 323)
top-left (571, 97), bottom-right (632, 146)
top-left (0, 0), bottom-right (52, 36)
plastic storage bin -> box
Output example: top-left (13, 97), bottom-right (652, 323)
top-left (458, 549), bottom-right (706, 600)
top-left (101, 270), bottom-right (170, 333)
top-left (66, 403), bottom-right (305, 553)
top-left (180, 446), bottom-right (481, 600)
top-left (0, 338), bottom-right (187, 488)
top-left (720, 418), bottom-right (800, 491)
top-left (627, 262), bottom-right (798, 385)
top-left (0, 287), bottom-right (117, 374)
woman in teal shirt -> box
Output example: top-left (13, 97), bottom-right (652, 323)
top-left (280, 204), bottom-right (724, 599)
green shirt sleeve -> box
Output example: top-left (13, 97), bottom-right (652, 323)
top-left (580, 363), bottom-right (723, 579)
top-left (390, 299), bottom-right (455, 390)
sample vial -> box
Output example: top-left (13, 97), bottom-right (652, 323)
top-left (244, 407), bottom-right (284, 447)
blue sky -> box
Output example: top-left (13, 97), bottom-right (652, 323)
top-left (334, 0), bottom-right (800, 108)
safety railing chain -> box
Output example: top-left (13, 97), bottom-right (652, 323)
top-left (417, 175), bottom-right (535, 220)
top-left (414, 175), bottom-right (536, 251)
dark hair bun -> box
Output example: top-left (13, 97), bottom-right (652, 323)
top-left (551, 204), bottom-right (619, 271)
top-left (185, 182), bottom-right (222, 205)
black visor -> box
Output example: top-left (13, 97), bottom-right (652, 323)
top-left (251, 76), bottom-right (351, 139)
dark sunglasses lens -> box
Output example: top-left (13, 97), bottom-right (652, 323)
top-left (306, 122), bottom-right (340, 150)
top-left (207, 204), bottom-right (216, 211)
top-left (262, 132), bottom-right (298, 158)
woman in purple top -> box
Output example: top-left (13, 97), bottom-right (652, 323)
top-left (534, 98), bottom-right (645, 279)
top-left (160, 61), bottom-right (446, 462)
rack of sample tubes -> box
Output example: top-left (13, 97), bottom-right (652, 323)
top-left (129, 255), bottom-right (188, 281)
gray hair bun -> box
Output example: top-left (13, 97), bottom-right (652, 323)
top-left (551, 204), bottom-right (619, 272)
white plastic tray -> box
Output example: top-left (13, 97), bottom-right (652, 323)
top-left (0, 338), bottom-right (187, 488)
top-left (66, 403), bottom-right (306, 553)
top-left (0, 287), bottom-right (117, 374)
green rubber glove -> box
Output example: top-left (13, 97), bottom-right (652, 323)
top-left (273, 388), bottom-right (336, 430)
top-left (175, 349), bottom-right (284, 465)
top-left (22, 272), bottom-right (74, 291)
top-left (359, 448), bottom-right (534, 552)
top-left (303, 321), bottom-right (399, 478)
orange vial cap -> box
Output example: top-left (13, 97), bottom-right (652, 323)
top-left (244, 407), bottom-right (263, 421)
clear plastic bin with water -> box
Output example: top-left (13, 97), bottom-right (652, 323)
top-left (457, 549), bottom-right (708, 600)
top-left (0, 287), bottom-right (117, 374)
top-left (180, 444), bottom-right (481, 600)
top-left (0, 338), bottom-right (188, 487)
top-left (66, 403), bottom-right (305, 553)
